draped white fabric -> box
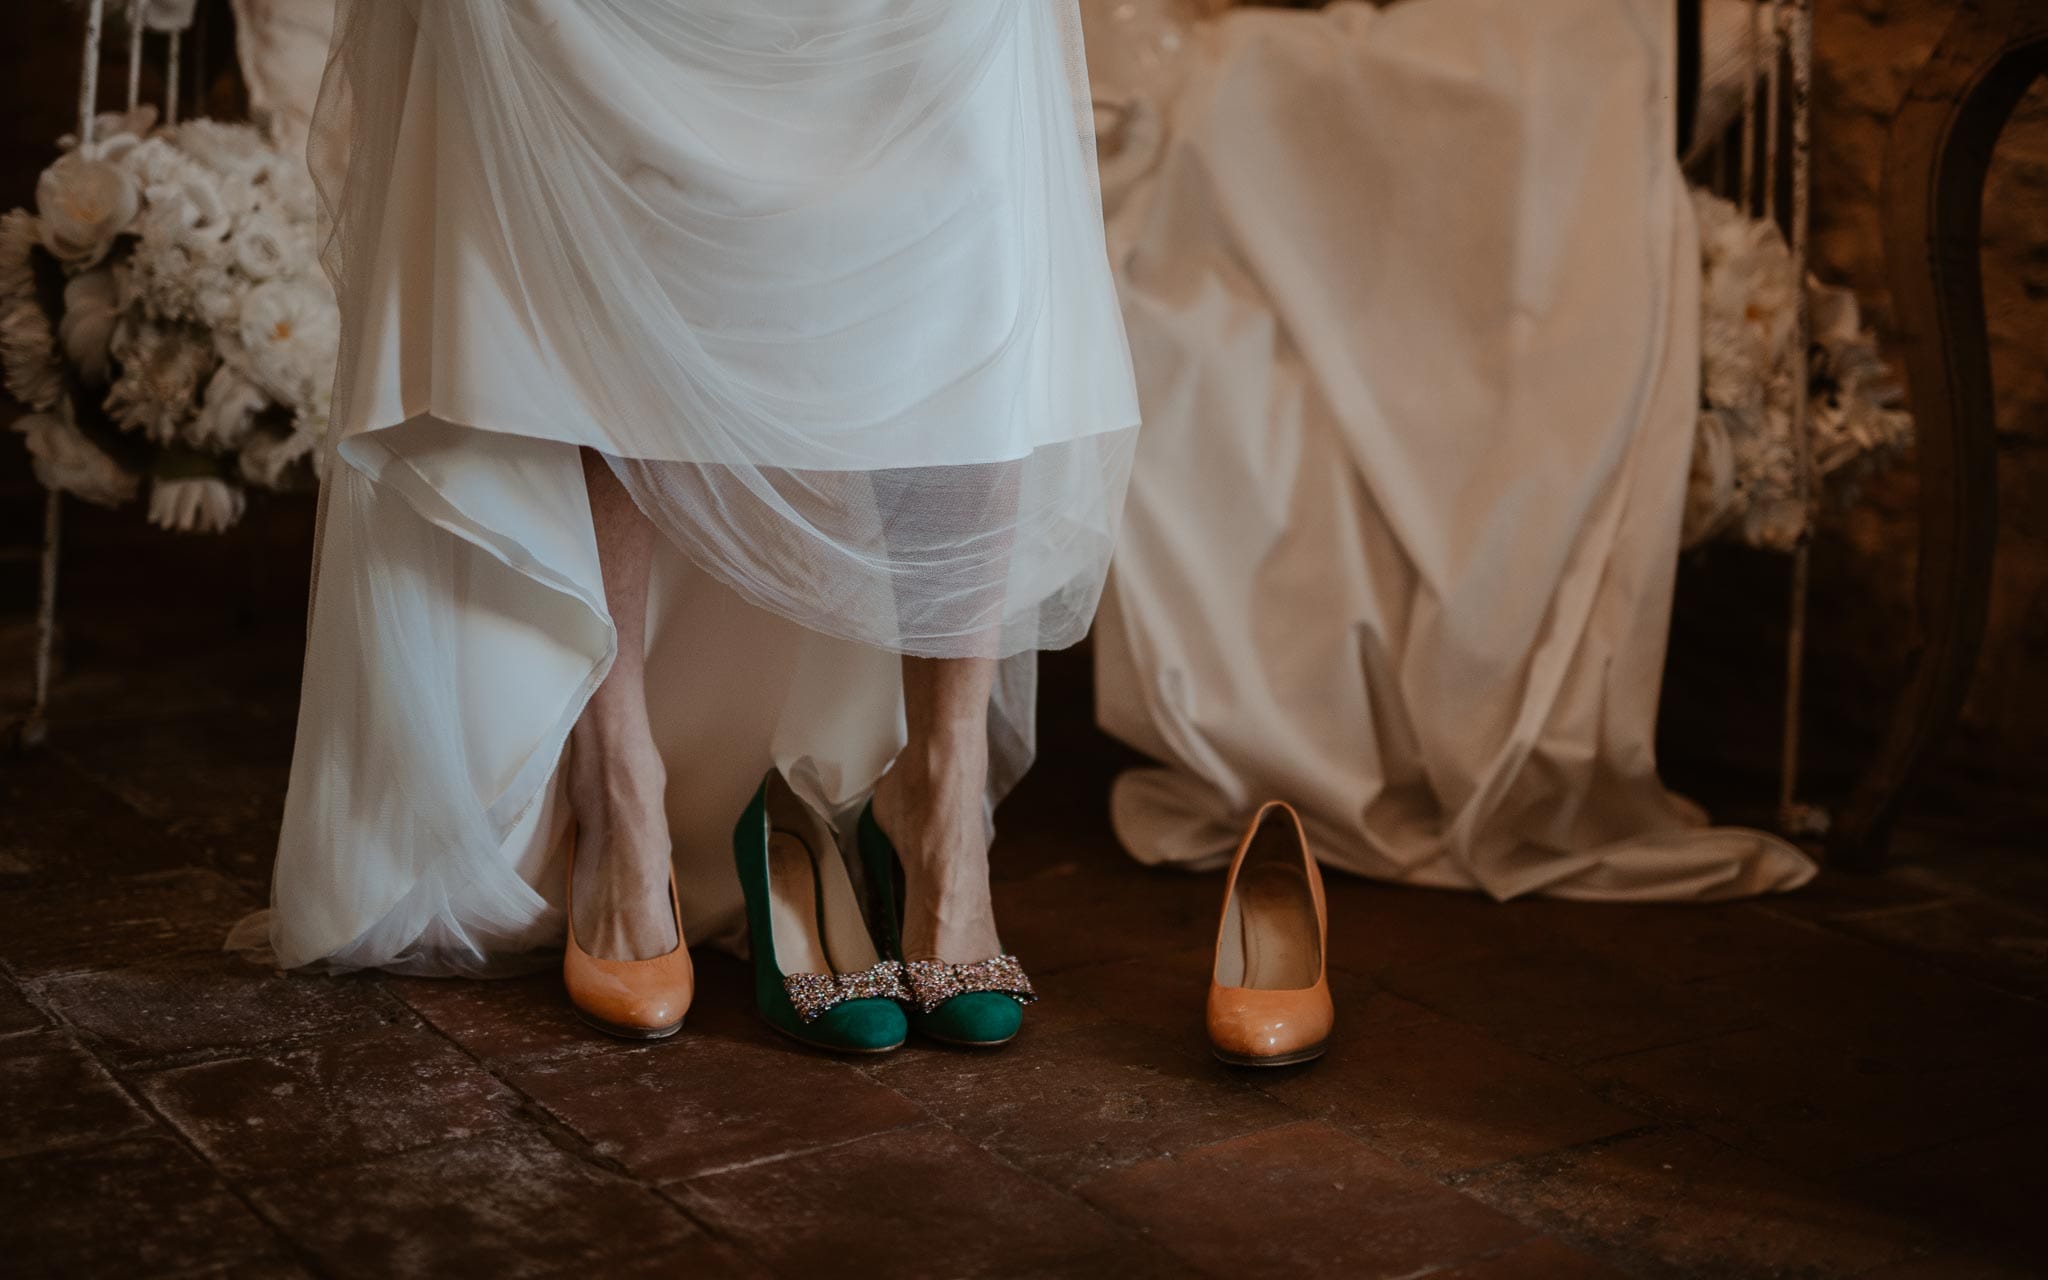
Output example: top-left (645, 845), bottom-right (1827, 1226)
top-left (240, 0), bottom-right (1139, 973)
top-left (1092, 0), bottom-right (1818, 900)
top-left (227, 0), bottom-right (335, 152)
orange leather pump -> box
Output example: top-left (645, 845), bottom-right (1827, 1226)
top-left (563, 839), bottom-right (695, 1039)
top-left (1207, 801), bottom-right (1333, 1067)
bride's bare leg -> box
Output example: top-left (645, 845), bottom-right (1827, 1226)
top-left (871, 655), bottom-right (1003, 963)
top-left (567, 448), bottom-right (678, 961)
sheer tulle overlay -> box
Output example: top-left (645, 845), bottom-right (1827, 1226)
top-left (235, 0), bottom-right (1140, 974)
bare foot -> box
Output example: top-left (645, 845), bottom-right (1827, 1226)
top-left (870, 730), bottom-right (1002, 964)
top-left (566, 730), bottom-right (678, 961)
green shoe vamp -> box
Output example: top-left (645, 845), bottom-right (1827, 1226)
top-left (914, 991), bottom-right (1024, 1045)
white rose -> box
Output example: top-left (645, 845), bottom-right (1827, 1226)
top-left (148, 474), bottom-right (246, 534)
top-left (11, 399), bottom-right (139, 508)
top-left (1, 296), bottom-right (63, 411)
top-left (35, 153), bottom-right (141, 268)
top-left (139, 169), bottom-right (232, 253)
top-left (233, 209), bottom-right (291, 280)
top-left (115, 135), bottom-right (193, 191)
top-left (191, 361), bottom-right (268, 449)
top-left (59, 268), bottom-right (124, 385)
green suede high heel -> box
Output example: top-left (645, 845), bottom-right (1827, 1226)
top-left (735, 774), bottom-right (909, 1054)
top-left (856, 801), bottom-right (1034, 1048)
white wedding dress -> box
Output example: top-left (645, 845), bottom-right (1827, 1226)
top-left (241, 0), bottom-right (1140, 974)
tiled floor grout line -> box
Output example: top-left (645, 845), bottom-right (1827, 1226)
top-left (1441, 1116), bottom-right (1959, 1276)
top-left (1824, 1112), bottom-right (2027, 1180)
top-left (47, 743), bottom-right (194, 835)
top-left (47, 1002), bottom-right (340, 1278)
top-left (842, 1021), bottom-right (1332, 1277)
top-left (1438, 1121), bottom-right (1669, 1189)
top-left (1368, 971), bottom-right (1776, 1072)
top-left (382, 978), bottom-right (788, 1276)
top-left (1795, 915), bottom-right (2048, 1008)
top-left (12, 679), bottom-right (2046, 1275)
top-left (1565, 1018), bottom-right (1773, 1069)
top-left (680, 1116), bottom-right (936, 1187)
top-left (641, 1116), bottom-right (981, 1280)
top-left (4, 752), bottom-right (333, 1274)
top-left (843, 1048), bottom-right (1225, 1271)
top-left (21, 968), bottom-right (404, 1077)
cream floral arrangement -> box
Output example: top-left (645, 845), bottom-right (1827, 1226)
top-left (1686, 189), bottom-right (1914, 552)
top-left (3, 105), bottom-right (336, 532)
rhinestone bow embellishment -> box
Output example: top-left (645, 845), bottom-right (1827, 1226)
top-left (902, 955), bottom-right (1037, 1014)
top-left (782, 960), bottom-right (910, 1024)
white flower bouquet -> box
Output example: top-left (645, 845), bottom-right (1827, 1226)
top-left (1685, 188), bottom-right (1914, 552)
top-left (2, 105), bottom-right (335, 533)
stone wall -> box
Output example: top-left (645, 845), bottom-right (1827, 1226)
top-left (1805, 0), bottom-right (2048, 831)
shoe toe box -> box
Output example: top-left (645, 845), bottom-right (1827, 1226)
top-left (809, 997), bottom-right (909, 1052)
top-left (1207, 985), bottom-right (1332, 1060)
top-left (916, 991), bottom-right (1025, 1046)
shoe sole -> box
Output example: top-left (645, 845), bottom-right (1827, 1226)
top-left (921, 1032), bottom-right (1018, 1048)
top-left (1212, 1041), bottom-right (1327, 1068)
top-left (763, 1014), bottom-right (906, 1056)
top-left (574, 1008), bottom-right (684, 1041)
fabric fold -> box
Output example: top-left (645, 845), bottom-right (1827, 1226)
top-left (1093, 0), bottom-right (1815, 902)
top-left (246, 0), bottom-right (1141, 974)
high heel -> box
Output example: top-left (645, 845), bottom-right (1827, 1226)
top-left (735, 773), bottom-right (910, 1054)
top-left (563, 836), bottom-right (694, 1040)
top-left (1207, 801), bottom-right (1332, 1067)
top-left (857, 802), bottom-right (1034, 1048)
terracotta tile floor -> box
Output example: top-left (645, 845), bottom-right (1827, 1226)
top-left (3, 513), bottom-right (2047, 1278)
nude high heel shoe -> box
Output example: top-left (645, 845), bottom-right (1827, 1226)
top-left (563, 836), bottom-right (695, 1040)
top-left (1207, 801), bottom-right (1332, 1067)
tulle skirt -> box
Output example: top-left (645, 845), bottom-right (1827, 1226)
top-left (239, 0), bottom-right (1140, 974)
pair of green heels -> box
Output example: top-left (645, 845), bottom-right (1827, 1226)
top-left (734, 772), bottom-right (1035, 1055)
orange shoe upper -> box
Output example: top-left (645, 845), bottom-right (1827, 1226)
top-left (1207, 800), bottom-right (1333, 1061)
top-left (563, 843), bottom-right (694, 1035)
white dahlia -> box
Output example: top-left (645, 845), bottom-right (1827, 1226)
top-left (236, 276), bottom-right (339, 407)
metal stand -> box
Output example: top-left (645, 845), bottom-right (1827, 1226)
top-left (11, 0), bottom-right (183, 753)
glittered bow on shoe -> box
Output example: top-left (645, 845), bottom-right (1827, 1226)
top-left (903, 955), bottom-right (1037, 1015)
top-left (782, 960), bottom-right (911, 1024)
